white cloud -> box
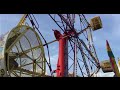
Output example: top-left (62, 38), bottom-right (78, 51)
top-left (97, 71), bottom-right (114, 77)
top-left (94, 63), bottom-right (120, 77)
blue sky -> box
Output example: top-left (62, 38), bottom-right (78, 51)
top-left (0, 14), bottom-right (120, 77)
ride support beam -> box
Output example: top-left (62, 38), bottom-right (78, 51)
top-left (53, 30), bottom-right (69, 77)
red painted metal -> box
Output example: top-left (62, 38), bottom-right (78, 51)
top-left (53, 30), bottom-right (76, 77)
top-left (53, 30), bottom-right (65, 77)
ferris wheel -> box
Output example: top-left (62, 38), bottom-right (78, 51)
top-left (0, 14), bottom-right (102, 77)
top-left (48, 14), bottom-right (102, 77)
